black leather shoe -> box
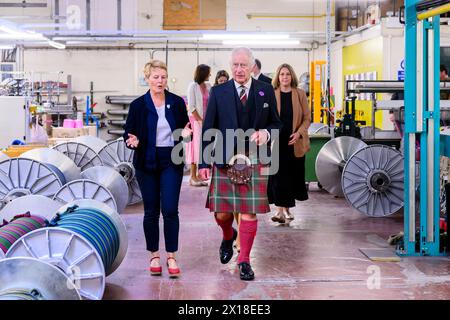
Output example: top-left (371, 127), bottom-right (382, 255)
top-left (219, 228), bottom-right (237, 264)
top-left (238, 262), bottom-right (255, 281)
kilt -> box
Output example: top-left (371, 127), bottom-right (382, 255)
top-left (205, 164), bottom-right (270, 214)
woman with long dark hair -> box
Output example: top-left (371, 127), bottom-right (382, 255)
top-left (186, 64), bottom-right (211, 186)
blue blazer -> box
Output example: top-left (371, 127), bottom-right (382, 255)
top-left (199, 79), bottom-right (282, 169)
top-left (257, 73), bottom-right (273, 85)
top-left (123, 90), bottom-right (189, 171)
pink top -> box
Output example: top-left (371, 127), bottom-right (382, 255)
top-left (200, 84), bottom-right (209, 117)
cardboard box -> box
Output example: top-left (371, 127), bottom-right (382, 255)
top-left (52, 127), bottom-right (89, 138)
top-left (47, 137), bottom-right (77, 146)
top-left (84, 125), bottom-right (98, 137)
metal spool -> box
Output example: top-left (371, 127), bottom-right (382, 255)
top-left (342, 144), bottom-right (404, 217)
top-left (0, 195), bottom-right (61, 222)
top-left (53, 179), bottom-right (118, 213)
top-left (359, 126), bottom-right (373, 139)
top-left (0, 158), bottom-right (63, 209)
top-left (8, 199), bottom-right (128, 298)
top-left (308, 123), bottom-right (330, 135)
top-left (0, 153), bottom-right (9, 162)
top-left (74, 135), bottom-right (108, 154)
top-left (0, 257), bottom-right (81, 300)
top-left (98, 138), bottom-right (142, 205)
top-left (0, 215), bottom-right (47, 259)
top-left (6, 226), bottom-right (105, 300)
top-left (315, 136), bottom-right (368, 197)
top-left (80, 166), bottom-right (128, 213)
top-left (52, 142), bottom-right (103, 171)
top-left (56, 199), bottom-right (128, 276)
top-left (20, 148), bottom-right (81, 183)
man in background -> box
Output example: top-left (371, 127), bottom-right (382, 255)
top-left (252, 58), bottom-right (272, 84)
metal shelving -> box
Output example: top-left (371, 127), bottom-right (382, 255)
top-left (105, 95), bottom-right (138, 136)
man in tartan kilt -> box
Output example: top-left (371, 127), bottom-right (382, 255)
top-left (198, 47), bottom-right (282, 281)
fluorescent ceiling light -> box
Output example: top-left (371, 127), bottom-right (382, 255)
top-left (0, 25), bottom-right (45, 40)
top-left (47, 40), bottom-right (66, 49)
top-left (203, 33), bottom-right (289, 40)
top-left (222, 39), bottom-right (300, 45)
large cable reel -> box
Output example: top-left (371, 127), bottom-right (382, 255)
top-left (315, 136), bottom-right (368, 197)
top-left (52, 179), bottom-right (118, 213)
top-left (0, 257), bottom-right (81, 300)
top-left (20, 148), bottom-right (81, 183)
top-left (308, 123), bottom-right (330, 135)
top-left (80, 166), bottom-right (128, 214)
top-left (98, 138), bottom-right (142, 205)
top-left (0, 153), bottom-right (9, 162)
top-left (74, 135), bottom-right (108, 154)
top-left (0, 214), bottom-right (47, 259)
top-left (52, 142), bottom-right (103, 171)
top-left (0, 195), bottom-right (61, 222)
top-left (6, 199), bottom-right (128, 300)
top-left (341, 144), bottom-right (404, 217)
top-left (316, 137), bottom-right (404, 217)
top-left (0, 158), bottom-right (64, 209)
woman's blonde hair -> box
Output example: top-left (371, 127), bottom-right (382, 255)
top-left (272, 63), bottom-right (299, 89)
top-left (143, 60), bottom-right (167, 79)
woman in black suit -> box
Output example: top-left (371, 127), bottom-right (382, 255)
top-left (124, 60), bottom-right (190, 278)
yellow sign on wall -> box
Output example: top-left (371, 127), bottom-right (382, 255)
top-left (342, 37), bottom-right (383, 128)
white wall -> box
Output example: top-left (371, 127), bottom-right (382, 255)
top-left (1, 0), bottom-right (330, 33)
top-left (24, 47), bottom-right (310, 140)
top-left (15, 0), bottom-right (325, 140)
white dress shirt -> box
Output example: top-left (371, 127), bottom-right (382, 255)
top-left (234, 78), bottom-right (252, 98)
top-left (155, 104), bottom-right (174, 147)
top-left (232, 77), bottom-right (270, 142)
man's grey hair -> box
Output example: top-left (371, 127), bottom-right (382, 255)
top-left (230, 47), bottom-right (255, 68)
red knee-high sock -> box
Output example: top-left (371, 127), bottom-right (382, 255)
top-left (237, 219), bottom-right (258, 264)
top-left (215, 215), bottom-right (234, 240)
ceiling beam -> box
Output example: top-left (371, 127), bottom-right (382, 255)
top-left (0, 1), bottom-right (47, 8)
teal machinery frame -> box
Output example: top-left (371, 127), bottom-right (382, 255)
top-left (400, 0), bottom-right (450, 256)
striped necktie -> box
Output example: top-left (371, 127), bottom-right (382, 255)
top-left (239, 85), bottom-right (247, 107)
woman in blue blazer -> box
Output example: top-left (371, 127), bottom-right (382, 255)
top-left (123, 60), bottom-right (190, 278)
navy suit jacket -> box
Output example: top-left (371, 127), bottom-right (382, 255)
top-left (257, 73), bottom-right (272, 85)
top-left (123, 90), bottom-right (189, 171)
top-left (199, 79), bottom-right (282, 169)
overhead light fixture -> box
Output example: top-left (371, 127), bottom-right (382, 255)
top-left (0, 25), bottom-right (45, 40)
top-left (222, 39), bottom-right (300, 46)
top-left (202, 33), bottom-right (290, 40)
top-left (47, 40), bottom-right (66, 49)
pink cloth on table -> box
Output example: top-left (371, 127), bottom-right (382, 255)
top-left (63, 119), bottom-right (75, 128)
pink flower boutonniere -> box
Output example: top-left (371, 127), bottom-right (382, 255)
top-left (259, 91), bottom-right (264, 97)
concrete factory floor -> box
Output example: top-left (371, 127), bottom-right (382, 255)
top-left (104, 177), bottom-right (450, 300)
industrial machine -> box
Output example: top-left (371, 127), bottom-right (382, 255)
top-left (334, 96), bottom-right (365, 138)
top-left (401, 0), bottom-right (448, 256)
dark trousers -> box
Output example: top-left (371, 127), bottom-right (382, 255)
top-left (135, 147), bottom-right (183, 253)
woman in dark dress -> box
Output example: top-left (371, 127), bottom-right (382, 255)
top-left (268, 63), bottom-right (311, 224)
